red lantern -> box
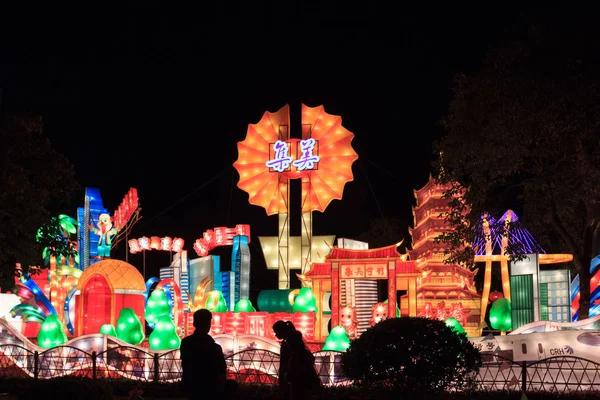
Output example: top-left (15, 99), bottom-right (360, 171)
top-left (489, 291), bottom-right (504, 304)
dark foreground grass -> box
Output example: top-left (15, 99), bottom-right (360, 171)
top-left (0, 378), bottom-right (599, 400)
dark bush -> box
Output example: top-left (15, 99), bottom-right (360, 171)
top-left (341, 317), bottom-right (481, 394)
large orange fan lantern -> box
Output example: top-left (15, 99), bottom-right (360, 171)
top-left (233, 104), bottom-right (358, 288)
top-left (234, 104), bottom-right (357, 215)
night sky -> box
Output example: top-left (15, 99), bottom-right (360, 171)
top-left (0, 4), bottom-right (546, 291)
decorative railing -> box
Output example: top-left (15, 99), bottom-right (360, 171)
top-left (2, 344), bottom-right (600, 394)
top-left (0, 344), bottom-right (348, 387)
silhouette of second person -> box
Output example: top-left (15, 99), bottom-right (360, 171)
top-left (180, 309), bottom-right (227, 399)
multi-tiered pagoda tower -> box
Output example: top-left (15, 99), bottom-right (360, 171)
top-left (404, 175), bottom-right (481, 336)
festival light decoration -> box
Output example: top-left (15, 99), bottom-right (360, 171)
top-left (100, 323), bottom-right (117, 337)
top-left (129, 237), bottom-right (185, 254)
top-left (116, 308), bottom-right (145, 345)
top-left (234, 104), bottom-right (357, 288)
top-left (145, 289), bottom-right (171, 328)
top-left (192, 224), bottom-right (250, 257)
top-left (445, 317), bottom-right (466, 335)
top-left (234, 299), bottom-right (256, 313)
top-left (490, 298), bottom-right (512, 332)
top-left (149, 315), bottom-right (181, 350)
top-left (322, 326), bottom-right (351, 351)
top-left (292, 288), bottom-right (318, 313)
top-left (205, 290), bottom-right (228, 312)
top-left (37, 314), bottom-right (68, 348)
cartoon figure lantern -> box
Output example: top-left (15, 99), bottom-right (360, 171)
top-left (340, 306), bottom-right (359, 338)
top-left (91, 213), bottom-right (117, 258)
top-left (369, 302), bottom-right (388, 327)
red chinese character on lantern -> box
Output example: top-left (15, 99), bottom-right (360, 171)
top-left (129, 239), bottom-right (141, 254)
top-left (150, 236), bottom-right (161, 250)
top-left (235, 224), bottom-right (251, 240)
top-left (377, 267), bottom-right (384, 276)
top-left (161, 237), bottom-right (172, 251)
top-left (214, 227), bottom-right (225, 245)
top-left (344, 267), bottom-right (352, 277)
top-left (355, 267), bottom-right (362, 276)
top-left (172, 238), bottom-right (184, 252)
top-left (139, 237), bottom-right (150, 250)
top-left (204, 230), bottom-right (215, 248)
top-left (224, 228), bottom-right (236, 245)
top-left (193, 239), bottom-right (209, 257)
top-left (366, 267), bottom-right (373, 276)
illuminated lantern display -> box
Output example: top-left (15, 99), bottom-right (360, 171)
top-left (490, 298), bottom-right (512, 332)
top-left (322, 326), bottom-right (351, 351)
top-left (99, 323), bottom-right (117, 337)
top-left (75, 259), bottom-right (146, 336)
top-left (145, 289), bottom-right (171, 328)
top-left (116, 308), bottom-right (145, 345)
top-left (445, 317), bottom-right (466, 335)
top-left (223, 312), bottom-right (247, 336)
top-left (246, 312), bottom-right (269, 337)
top-left (90, 213), bottom-right (117, 258)
top-left (292, 312), bottom-right (315, 341)
top-left (369, 302), bottom-right (388, 327)
top-left (407, 176), bottom-right (482, 336)
top-left (37, 314), bottom-right (67, 349)
top-left (205, 290), bottom-right (228, 312)
top-left (489, 291), bottom-right (504, 304)
top-left (257, 290), bottom-right (295, 313)
top-left (234, 299), bottom-right (256, 313)
top-left (340, 306), bottom-right (359, 338)
top-left (149, 315), bottom-right (181, 350)
top-left (292, 288), bottom-right (318, 313)
top-left (234, 104), bottom-right (358, 288)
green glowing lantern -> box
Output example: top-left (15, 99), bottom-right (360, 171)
top-left (37, 314), bottom-right (68, 348)
top-left (145, 289), bottom-right (171, 328)
top-left (149, 315), bottom-right (181, 350)
top-left (234, 299), bottom-right (256, 313)
top-left (205, 290), bottom-right (228, 312)
top-left (490, 298), bottom-right (512, 332)
top-left (99, 323), bottom-right (117, 337)
top-left (116, 308), bottom-right (145, 345)
top-left (292, 288), bottom-right (318, 313)
top-left (445, 317), bottom-right (466, 335)
top-left (322, 325), bottom-right (351, 351)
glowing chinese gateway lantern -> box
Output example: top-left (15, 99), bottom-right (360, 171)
top-left (233, 104), bottom-right (358, 288)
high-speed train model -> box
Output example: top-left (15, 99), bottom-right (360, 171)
top-left (469, 330), bottom-right (600, 362)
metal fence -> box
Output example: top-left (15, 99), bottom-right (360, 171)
top-left (1, 344), bottom-right (600, 394)
top-left (0, 344), bottom-right (347, 387)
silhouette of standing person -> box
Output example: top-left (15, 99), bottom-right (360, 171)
top-left (287, 331), bottom-right (320, 400)
top-left (273, 321), bottom-right (297, 399)
top-left (180, 309), bottom-right (227, 399)
top-left (273, 321), bottom-right (320, 400)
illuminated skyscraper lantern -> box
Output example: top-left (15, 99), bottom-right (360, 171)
top-left (234, 104), bottom-right (358, 288)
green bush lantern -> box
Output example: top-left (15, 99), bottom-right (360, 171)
top-left (234, 299), bottom-right (256, 313)
top-left (205, 290), bottom-right (228, 312)
top-left (145, 289), bottom-right (171, 328)
top-left (490, 298), bottom-right (512, 332)
top-left (445, 318), bottom-right (466, 335)
top-left (116, 308), bottom-right (145, 345)
top-left (292, 288), bottom-right (318, 313)
top-left (149, 315), bottom-right (181, 350)
top-left (322, 325), bottom-right (351, 351)
top-left (99, 323), bottom-right (117, 337)
top-left (38, 314), bottom-right (68, 348)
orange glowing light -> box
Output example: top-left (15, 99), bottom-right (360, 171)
top-left (233, 104), bottom-right (358, 215)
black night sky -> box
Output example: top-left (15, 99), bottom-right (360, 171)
top-left (0, 4), bottom-right (548, 292)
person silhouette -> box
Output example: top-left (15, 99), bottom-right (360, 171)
top-left (180, 309), bottom-right (227, 399)
top-left (273, 321), bottom-right (297, 399)
top-left (273, 321), bottom-right (319, 400)
top-left (286, 330), bottom-right (320, 400)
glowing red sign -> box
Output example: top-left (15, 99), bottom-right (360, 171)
top-left (129, 236), bottom-right (184, 254)
top-left (193, 224), bottom-right (251, 257)
top-left (113, 188), bottom-right (139, 231)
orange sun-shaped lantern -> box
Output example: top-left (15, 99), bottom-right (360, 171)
top-left (233, 104), bottom-right (358, 288)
